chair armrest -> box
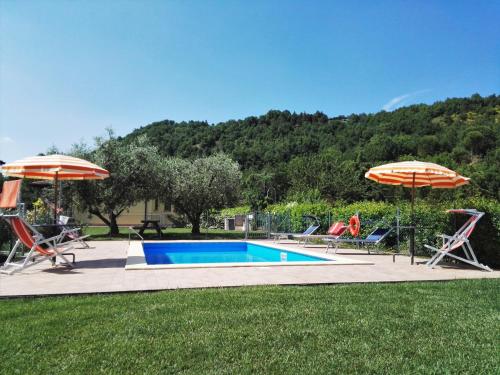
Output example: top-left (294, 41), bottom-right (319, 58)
top-left (437, 234), bottom-right (454, 240)
top-left (35, 233), bottom-right (68, 247)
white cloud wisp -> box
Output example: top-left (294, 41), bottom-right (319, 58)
top-left (382, 90), bottom-right (431, 111)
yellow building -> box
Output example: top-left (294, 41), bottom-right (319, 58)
top-left (74, 199), bottom-right (175, 226)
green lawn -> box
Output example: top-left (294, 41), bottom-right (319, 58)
top-left (1, 279), bottom-right (499, 374)
top-left (83, 226), bottom-right (252, 240)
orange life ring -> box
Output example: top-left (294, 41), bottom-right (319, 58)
top-left (349, 215), bottom-right (360, 237)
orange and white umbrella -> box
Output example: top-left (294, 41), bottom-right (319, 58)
top-left (1, 154), bottom-right (109, 222)
top-left (1, 154), bottom-right (109, 180)
top-left (365, 161), bottom-right (470, 189)
top-left (365, 161), bottom-right (470, 264)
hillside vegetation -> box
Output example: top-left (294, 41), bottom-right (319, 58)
top-left (125, 94), bottom-right (499, 207)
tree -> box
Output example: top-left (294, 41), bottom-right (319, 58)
top-left (463, 127), bottom-right (496, 156)
top-left (69, 130), bottom-right (165, 236)
top-left (166, 154), bottom-right (242, 234)
top-left (120, 94), bottom-right (499, 204)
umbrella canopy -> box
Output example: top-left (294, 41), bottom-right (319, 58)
top-left (1, 154), bottom-right (109, 180)
top-left (1, 154), bottom-right (109, 223)
top-left (365, 161), bottom-right (470, 264)
top-left (365, 161), bottom-right (470, 188)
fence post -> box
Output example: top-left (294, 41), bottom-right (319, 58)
top-left (287, 210), bottom-right (291, 232)
top-left (267, 212), bottom-right (271, 238)
top-left (205, 210), bottom-right (208, 238)
top-left (244, 214), bottom-right (249, 240)
top-left (396, 207), bottom-right (400, 259)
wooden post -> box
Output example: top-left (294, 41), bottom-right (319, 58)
top-left (53, 172), bottom-right (59, 224)
top-left (410, 173), bottom-right (416, 265)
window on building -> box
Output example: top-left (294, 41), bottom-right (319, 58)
top-left (164, 199), bottom-right (172, 212)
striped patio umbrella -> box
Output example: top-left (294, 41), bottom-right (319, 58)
top-left (1, 155), bottom-right (109, 222)
top-left (365, 161), bottom-right (470, 264)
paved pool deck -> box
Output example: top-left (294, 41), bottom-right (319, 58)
top-left (0, 240), bottom-right (498, 297)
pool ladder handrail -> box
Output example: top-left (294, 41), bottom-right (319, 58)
top-left (128, 226), bottom-right (144, 244)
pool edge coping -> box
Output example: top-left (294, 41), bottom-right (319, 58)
top-left (125, 240), bottom-right (373, 270)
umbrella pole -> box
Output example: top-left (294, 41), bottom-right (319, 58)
top-left (54, 172), bottom-right (59, 224)
top-left (410, 173), bottom-right (416, 265)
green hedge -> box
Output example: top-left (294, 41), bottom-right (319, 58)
top-left (219, 205), bottom-right (252, 217)
top-left (263, 198), bottom-right (499, 268)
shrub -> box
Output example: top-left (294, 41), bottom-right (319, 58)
top-left (220, 206), bottom-right (252, 217)
top-left (25, 198), bottom-right (52, 224)
top-left (264, 199), bottom-right (499, 267)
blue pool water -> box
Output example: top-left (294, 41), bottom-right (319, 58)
top-left (143, 242), bottom-right (330, 265)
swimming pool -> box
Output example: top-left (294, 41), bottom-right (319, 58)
top-left (125, 240), bottom-right (370, 270)
top-left (143, 242), bottom-right (327, 265)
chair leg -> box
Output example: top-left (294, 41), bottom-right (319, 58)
top-left (3, 240), bottom-right (22, 265)
top-left (425, 244), bottom-right (444, 267)
top-left (441, 251), bottom-right (492, 272)
top-left (425, 243), bottom-right (491, 272)
top-left (464, 242), bottom-right (478, 263)
top-left (461, 243), bottom-right (473, 261)
top-left (57, 253), bottom-right (74, 267)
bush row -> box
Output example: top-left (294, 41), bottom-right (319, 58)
top-left (223, 198), bottom-right (500, 268)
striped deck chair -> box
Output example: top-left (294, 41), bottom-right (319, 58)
top-left (0, 179), bottom-right (75, 274)
top-left (0, 216), bottom-right (75, 274)
top-left (425, 209), bottom-right (491, 271)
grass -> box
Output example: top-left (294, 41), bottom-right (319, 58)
top-left (83, 226), bottom-right (254, 240)
top-left (1, 279), bottom-right (499, 374)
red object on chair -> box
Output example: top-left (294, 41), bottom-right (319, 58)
top-left (327, 222), bottom-right (347, 236)
top-left (0, 179), bottom-right (22, 209)
top-left (9, 217), bottom-right (53, 256)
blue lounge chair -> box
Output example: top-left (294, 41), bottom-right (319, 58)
top-left (324, 227), bottom-right (393, 254)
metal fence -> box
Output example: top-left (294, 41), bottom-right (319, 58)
top-left (244, 212), bottom-right (270, 239)
top-left (214, 210), bottom-right (423, 255)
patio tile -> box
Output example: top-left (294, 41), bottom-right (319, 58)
top-left (0, 240), bottom-right (498, 297)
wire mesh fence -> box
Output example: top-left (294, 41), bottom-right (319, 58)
top-left (208, 209), bottom-right (434, 256)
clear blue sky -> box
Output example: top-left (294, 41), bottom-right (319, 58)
top-left (1, 0), bottom-right (499, 161)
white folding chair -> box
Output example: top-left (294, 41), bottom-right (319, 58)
top-left (425, 209), bottom-right (491, 271)
top-left (58, 215), bottom-right (90, 248)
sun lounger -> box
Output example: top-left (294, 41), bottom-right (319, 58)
top-left (324, 227), bottom-right (393, 254)
top-left (271, 224), bottom-right (320, 243)
top-left (293, 221), bottom-right (349, 246)
top-left (0, 179), bottom-right (75, 274)
top-left (0, 216), bottom-right (76, 274)
top-left (58, 215), bottom-right (90, 248)
top-left (425, 209), bottom-right (491, 271)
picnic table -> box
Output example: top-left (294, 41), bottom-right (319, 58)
top-left (135, 220), bottom-right (164, 239)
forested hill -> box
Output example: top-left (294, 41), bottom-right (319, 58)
top-left (124, 94), bottom-right (500, 207)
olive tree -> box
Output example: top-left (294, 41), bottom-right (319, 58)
top-left (69, 130), bottom-right (165, 236)
top-left (165, 154), bottom-right (242, 234)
